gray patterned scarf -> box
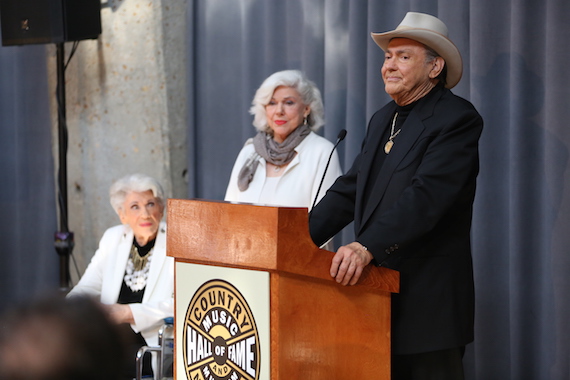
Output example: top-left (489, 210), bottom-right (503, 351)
top-left (237, 123), bottom-right (311, 191)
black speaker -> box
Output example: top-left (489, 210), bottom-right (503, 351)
top-left (0, 0), bottom-right (102, 46)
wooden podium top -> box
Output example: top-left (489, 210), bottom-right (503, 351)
top-left (167, 198), bottom-right (399, 294)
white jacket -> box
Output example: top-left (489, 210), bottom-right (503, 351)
top-left (68, 221), bottom-right (173, 348)
top-left (225, 132), bottom-right (343, 209)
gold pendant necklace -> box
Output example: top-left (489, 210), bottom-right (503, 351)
top-left (131, 245), bottom-right (151, 272)
top-left (384, 112), bottom-right (400, 154)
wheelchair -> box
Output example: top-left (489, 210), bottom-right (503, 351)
top-left (135, 317), bottom-right (174, 380)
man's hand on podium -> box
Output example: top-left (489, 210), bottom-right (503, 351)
top-left (330, 242), bottom-right (373, 286)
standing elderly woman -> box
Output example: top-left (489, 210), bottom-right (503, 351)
top-left (68, 173), bottom-right (173, 379)
top-left (225, 70), bottom-right (342, 217)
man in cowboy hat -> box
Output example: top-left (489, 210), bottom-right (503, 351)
top-left (309, 12), bottom-right (483, 379)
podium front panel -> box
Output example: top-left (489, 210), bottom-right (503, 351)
top-left (167, 200), bottom-right (397, 379)
top-left (175, 262), bottom-right (271, 380)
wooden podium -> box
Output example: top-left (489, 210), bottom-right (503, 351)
top-left (167, 199), bottom-right (399, 380)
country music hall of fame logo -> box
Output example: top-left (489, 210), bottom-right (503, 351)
top-left (183, 279), bottom-right (261, 380)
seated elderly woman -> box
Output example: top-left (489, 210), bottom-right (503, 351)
top-left (67, 173), bottom-right (173, 379)
top-left (225, 70), bottom-right (342, 218)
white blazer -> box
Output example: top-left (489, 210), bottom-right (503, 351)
top-left (68, 221), bottom-right (173, 347)
top-left (225, 132), bottom-right (343, 209)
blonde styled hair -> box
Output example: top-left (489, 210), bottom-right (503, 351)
top-left (249, 70), bottom-right (325, 133)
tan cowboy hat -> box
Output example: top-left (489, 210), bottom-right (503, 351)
top-left (371, 12), bottom-right (463, 89)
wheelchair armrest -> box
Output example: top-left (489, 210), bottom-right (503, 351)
top-left (136, 345), bottom-right (160, 380)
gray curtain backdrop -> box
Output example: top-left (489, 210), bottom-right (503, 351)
top-left (186, 0), bottom-right (570, 379)
top-left (0, 44), bottom-right (58, 308)
top-left (1, 0), bottom-right (569, 379)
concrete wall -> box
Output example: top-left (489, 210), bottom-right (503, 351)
top-left (48, 0), bottom-right (189, 283)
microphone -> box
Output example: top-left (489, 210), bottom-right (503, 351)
top-left (310, 129), bottom-right (347, 211)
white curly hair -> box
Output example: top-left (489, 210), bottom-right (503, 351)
top-left (109, 173), bottom-right (165, 215)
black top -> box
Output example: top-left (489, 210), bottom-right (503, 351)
top-left (118, 237), bottom-right (156, 304)
top-left (117, 237), bottom-right (156, 378)
top-left (361, 93), bottom-right (423, 207)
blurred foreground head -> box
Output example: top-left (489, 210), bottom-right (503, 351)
top-left (0, 294), bottom-right (127, 380)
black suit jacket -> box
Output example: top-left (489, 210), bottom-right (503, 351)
top-left (310, 85), bottom-right (483, 355)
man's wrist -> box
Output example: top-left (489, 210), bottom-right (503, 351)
top-left (356, 242), bottom-right (374, 263)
